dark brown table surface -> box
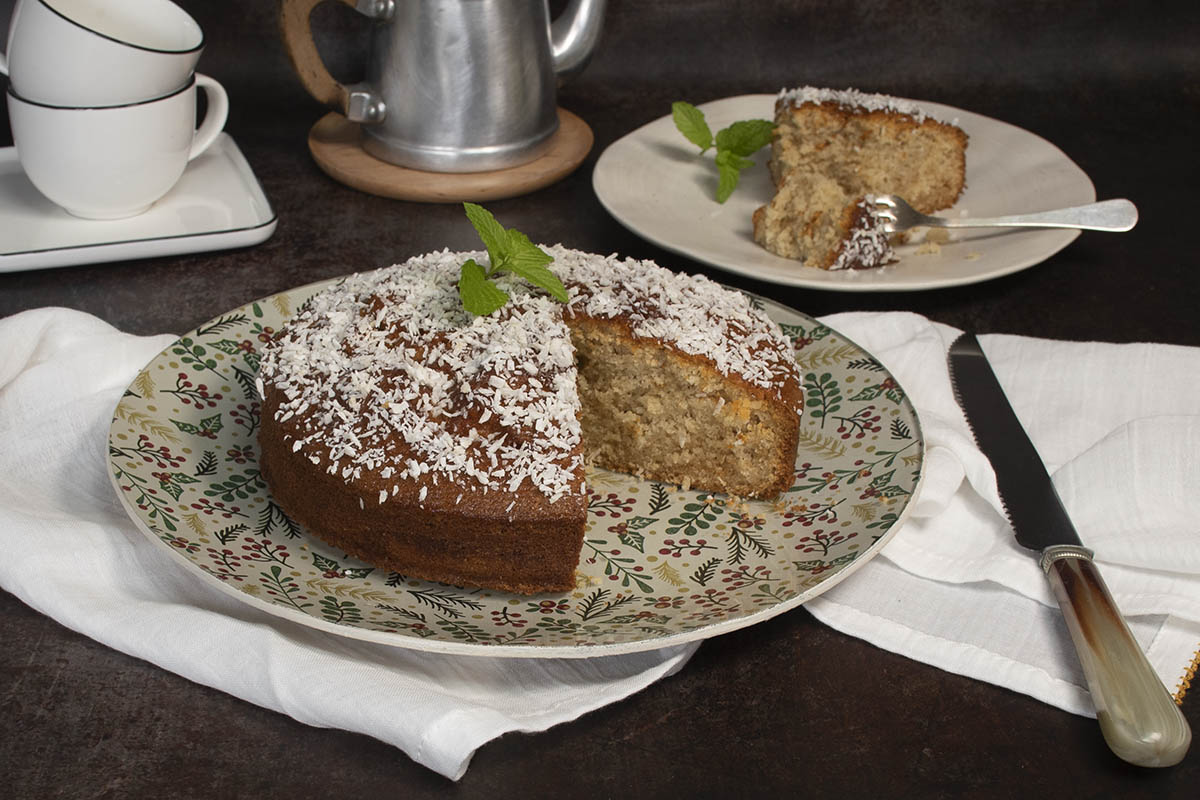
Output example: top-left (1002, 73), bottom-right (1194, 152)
top-left (3, 1), bottom-right (1198, 797)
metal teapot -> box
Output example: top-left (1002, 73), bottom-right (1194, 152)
top-left (280, 0), bottom-right (606, 173)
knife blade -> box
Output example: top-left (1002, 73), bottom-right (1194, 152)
top-left (947, 332), bottom-right (1191, 768)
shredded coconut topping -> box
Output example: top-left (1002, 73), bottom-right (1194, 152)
top-left (258, 247), bottom-right (798, 501)
top-left (777, 86), bottom-right (933, 123)
top-left (548, 246), bottom-right (796, 391)
top-left (830, 197), bottom-right (897, 271)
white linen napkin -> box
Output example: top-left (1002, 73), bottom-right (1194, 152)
top-left (0, 307), bottom-right (697, 781)
top-left (806, 311), bottom-right (1200, 716)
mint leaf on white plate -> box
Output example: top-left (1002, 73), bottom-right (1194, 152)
top-left (716, 118), bottom-right (775, 157)
top-left (672, 101), bottom-right (714, 153)
top-left (673, 102), bottom-right (774, 203)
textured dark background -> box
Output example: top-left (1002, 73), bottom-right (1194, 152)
top-left (2, 1), bottom-right (1199, 797)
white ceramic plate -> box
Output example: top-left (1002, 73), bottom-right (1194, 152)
top-left (0, 133), bottom-right (276, 272)
top-left (593, 94), bottom-right (1096, 291)
top-left (108, 279), bottom-right (925, 658)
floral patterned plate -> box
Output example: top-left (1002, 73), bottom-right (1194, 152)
top-left (108, 279), bottom-right (924, 658)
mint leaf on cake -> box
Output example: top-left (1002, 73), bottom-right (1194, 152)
top-left (459, 203), bottom-right (568, 314)
top-left (463, 201), bottom-right (509, 265)
top-left (458, 258), bottom-right (510, 316)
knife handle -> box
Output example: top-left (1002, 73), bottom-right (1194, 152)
top-left (1044, 550), bottom-right (1192, 767)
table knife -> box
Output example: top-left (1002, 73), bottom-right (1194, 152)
top-left (947, 332), bottom-right (1191, 767)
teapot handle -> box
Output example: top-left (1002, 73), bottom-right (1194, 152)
top-left (280, 0), bottom-right (390, 123)
top-left (278, 0), bottom-right (355, 112)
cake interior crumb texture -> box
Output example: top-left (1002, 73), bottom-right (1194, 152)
top-left (572, 318), bottom-right (797, 499)
top-left (754, 167), bottom-right (847, 262)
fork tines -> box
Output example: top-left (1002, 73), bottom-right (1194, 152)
top-left (868, 195), bottom-right (898, 231)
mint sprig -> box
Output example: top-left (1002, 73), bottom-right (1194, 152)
top-left (672, 101), bottom-right (714, 152)
top-left (458, 203), bottom-right (568, 316)
top-left (672, 101), bottom-right (774, 203)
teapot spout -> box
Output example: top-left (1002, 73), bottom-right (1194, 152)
top-left (550, 0), bottom-right (606, 82)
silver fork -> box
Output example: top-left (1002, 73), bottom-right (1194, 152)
top-left (873, 195), bottom-right (1138, 233)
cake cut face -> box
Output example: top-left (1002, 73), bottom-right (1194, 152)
top-left (754, 86), bottom-right (968, 270)
top-left (572, 318), bottom-right (798, 498)
top-left (256, 247), bottom-right (803, 594)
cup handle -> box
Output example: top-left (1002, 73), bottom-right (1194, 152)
top-left (279, 0), bottom-right (358, 112)
top-left (188, 73), bottom-right (230, 161)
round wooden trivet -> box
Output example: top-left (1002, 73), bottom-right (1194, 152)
top-left (306, 107), bottom-right (594, 203)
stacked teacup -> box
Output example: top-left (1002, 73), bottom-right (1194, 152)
top-left (1, 0), bottom-right (228, 219)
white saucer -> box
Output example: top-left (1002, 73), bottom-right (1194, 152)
top-left (0, 132), bottom-right (277, 272)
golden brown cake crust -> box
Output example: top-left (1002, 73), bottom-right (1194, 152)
top-left (258, 386), bottom-right (586, 594)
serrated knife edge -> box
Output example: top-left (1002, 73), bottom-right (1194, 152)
top-left (947, 333), bottom-right (1080, 553)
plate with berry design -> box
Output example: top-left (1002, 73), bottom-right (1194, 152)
top-left (594, 93), bottom-right (1095, 291)
top-left (108, 279), bottom-right (924, 657)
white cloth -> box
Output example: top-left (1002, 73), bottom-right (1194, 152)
top-left (0, 307), bottom-right (697, 781)
top-left (807, 311), bottom-right (1200, 716)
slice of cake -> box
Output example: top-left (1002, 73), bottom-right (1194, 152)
top-left (751, 166), bottom-right (895, 270)
top-left (256, 247), bottom-right (803, 594)
top-left (754, 86), bottom-right (968, 269)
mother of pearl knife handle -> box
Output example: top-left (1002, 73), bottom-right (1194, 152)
top-left (1044, 550), bottom-right (1191, 767)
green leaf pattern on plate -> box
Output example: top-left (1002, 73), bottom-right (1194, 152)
top-left (108, 281), bottom-right (923, 656)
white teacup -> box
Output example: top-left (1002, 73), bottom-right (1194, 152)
top-left (0, 0), bottom-right (204, 107)
top-left (7, 73), bottom-right (230, 219)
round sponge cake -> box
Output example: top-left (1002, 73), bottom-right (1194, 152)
top-left (257, 246), bottom-right (802, 594)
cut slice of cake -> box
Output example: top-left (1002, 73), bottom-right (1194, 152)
top-left (256, 247), bottom-right (803, 594)
top-left (754, 86), bottom-right (968, 269)
top-left (555, 247), bottom-right (802, 500)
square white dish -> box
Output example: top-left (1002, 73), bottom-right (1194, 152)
top-left (0, 132), bottom-right (277, 272)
